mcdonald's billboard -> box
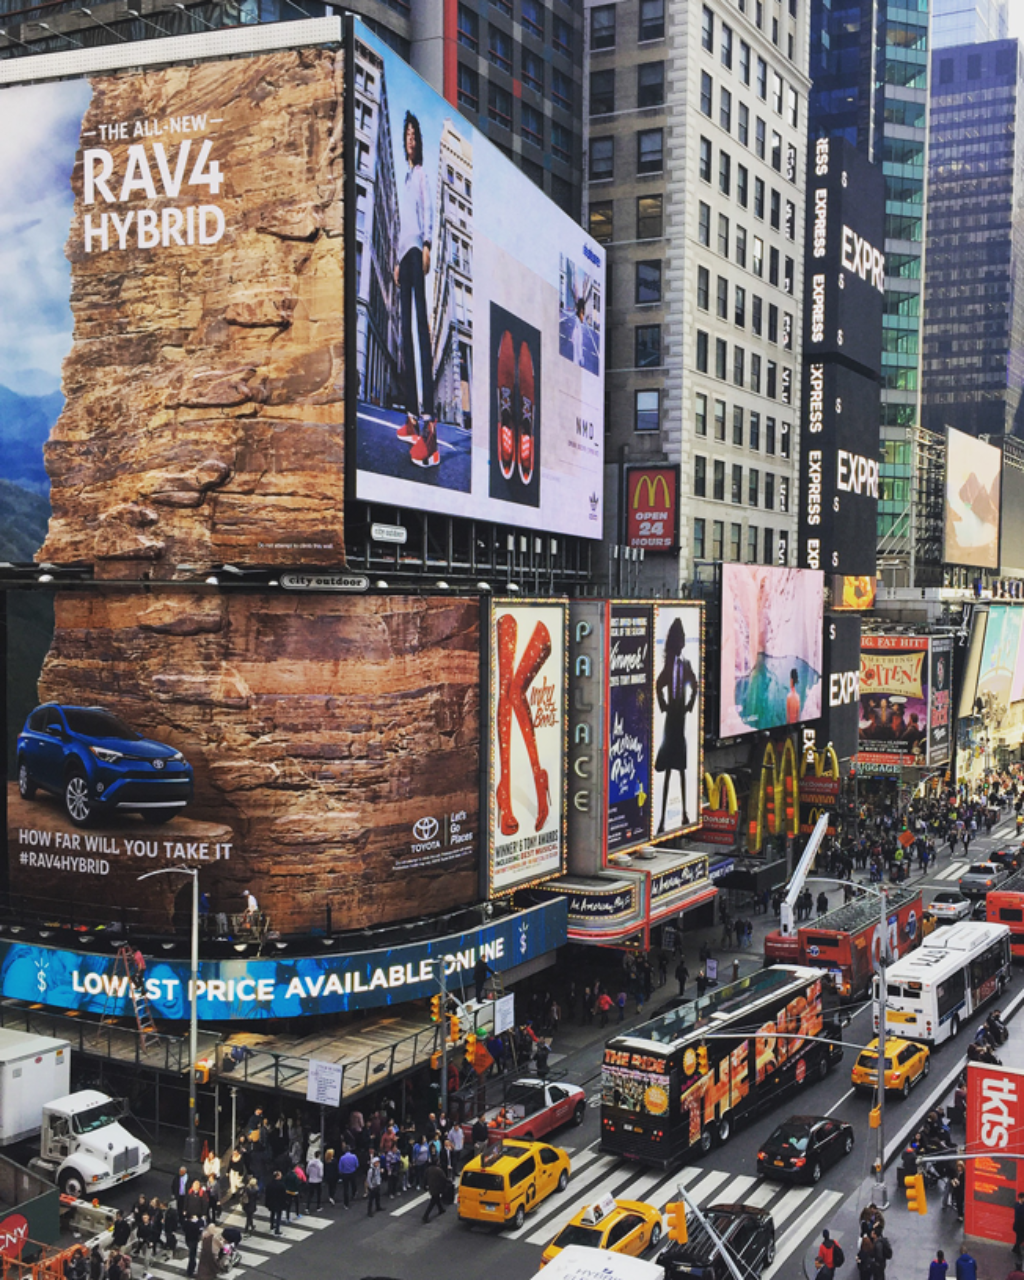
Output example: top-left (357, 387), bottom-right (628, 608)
top-left (625, 467), bottom-right (679, 552)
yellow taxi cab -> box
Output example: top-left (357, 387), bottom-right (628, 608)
top-left (458, 1139), bottom-right (571, 1230)
top-left (540, 1194), bottom-right (664, 1267)
top-left (851, 1036), bottom-right (930, 1099)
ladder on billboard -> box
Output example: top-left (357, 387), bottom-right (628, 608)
top-left (112, 946), bottom-right (160, 1048)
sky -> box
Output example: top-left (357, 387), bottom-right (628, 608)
top-left (1011, 5), bottom-right (1024, 39)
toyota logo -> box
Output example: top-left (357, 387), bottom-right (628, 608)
top-left (413, 817), bottom-right (439, 841)
top-left (152, 759), bottom-right (165, 770)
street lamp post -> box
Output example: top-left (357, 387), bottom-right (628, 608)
top-left (138, 866), bottom-right (200, 1162)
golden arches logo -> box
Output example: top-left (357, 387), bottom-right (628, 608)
top-left (703, 772), bottom-right (738, 813)
top-left (748, 737), bottom-right (800, 851)
top-left (800, 745), bottom-right (839, 779)
top-left (631, 472), bottom-right (672, 509)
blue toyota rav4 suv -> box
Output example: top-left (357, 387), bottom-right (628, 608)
top-left (17, 704), bottom-right (194, 827)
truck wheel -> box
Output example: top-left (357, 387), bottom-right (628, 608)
top-left (699, 1128), bottom-right (712, 1155)
top-left (950, 1016), bottom-right (960, 1041)
top-left (64, 769), bottom-right (94, 827)
top-left (59, 1168), bottom-right (86, 1198)
top-left (573, 1103), bottom-right (586, 1126)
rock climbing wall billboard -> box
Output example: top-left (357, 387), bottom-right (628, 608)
top-left (5, 590), bottom-right (481, 933)
top-left (0, 38), bottom-right (346, 573)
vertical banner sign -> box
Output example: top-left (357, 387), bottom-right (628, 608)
top-left (650, 604), bottom-right (703, 839)
top-left (567, 601), bottom-right (607, 877)
top-left (929, 637), bottom-right (952, 766)
top-left (489, 601), bottom-right (567, 895)
top-left (625, 468), bottom-right (679, 552)
top-left (858, 636), bottom-right (930, 769)
top-left (965, 1062), bottom-right (1024, 1243)
top-left (607, 606), bottom-right (653, 853)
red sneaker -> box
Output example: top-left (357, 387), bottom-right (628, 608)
top-left (496, 330), bottom-right (515, 481)
top-left (517, 341), bottom-right (535, 485)
top-left (397, 413), bottom-right (418, 443)
top-left (410, 417), bottom-right (440, 468)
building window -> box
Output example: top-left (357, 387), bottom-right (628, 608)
top-left (713, 459), bottom-right (725, 501)
top-left (739, 40), bottom-right (751, 84)
top-left (636, 324), bottom-right (662, 367)
top-left (552, 68), bottom-right (572, 110)
top-left (787, 85), bottom-right (799, 127)
top-left (779, 475), bottom-right (789, 513)
top-left (522, 49), bottom-right (543, 92)
top-left (764, 473), bottom-right (775, 510)
top-left (733, 405), bottom-right (744, 445)
top-left (553, 15), bottom-right (572, 56)
top-left (782, 311), bottom-right (793, 349)
top-left (718, 213), bottom-right (730, 256)
top-left (701, 5), bottom-right (714, 51)
top-left (715, 338), bottom-right (727, 379)
top-left (755, 117), bottom-right (766, 158)
top-left (763, 527), bottom-right (774, 564)
top-left (521, 0), bottom-right (543, 39)
top-left (591, 5), bottom-right (615, 48)
top-left (589, 202), bottom-right (613, 244)
top-left (738, 103), bottom-right (749, 146)
top-left (939, 57), bottom-right (954, 85)
top-left (493, 0), bottom-right (511, 11)
top-left (748, 411), bottom-right (760, 450)
top-left (696, 329), bottom-right (709, 372)
top-left (489, 26), bottom-right (512, 73)
top-left (747, 525), bottom-right (758, 562)
top-left (712, 520), bottom-right (724, 559)
top-left (781, 421), bottom-right (791, 456)
top-left (730, 522), bottom-right (742, 560)
top-left (694, 517), bottom-right (706, 559)
top-left (716, 274), bottom-right (728, 318)
top-left (701, 71), bottom-right (713, 116)
top-left (735, 285), bottom-right (746, 326)
top-left (756, 56), bottom-right (767, 99)
top-left (457, 63), bottom-right (479, 111)
top-left (735, 226), bottom-right (747, 267)
top-left (786, 144), bottom-right (797, 182)
top-left (521, 103), bottom-right (543, 148)
top-left (697, 266), bottom-right (710, 310)
top-left (638, 61), bottom-right (665, 107)
top-left (770, 188), bottom-right (781, 229)
top-left (714, 398), bottom-right (727, 440)
top-left (750, 353), bottom-right (761, 392)
top-left (638, 194), bottom-right (663, 238)
top-left (967, 52), bottom-right (982, 79)
top-left (720, 87), bottom-right (732, 132)
top-left (488, 83), bottom-right (513, 128)
top-left (590, 137), bottom-right (614, 181)
top-left (752, 235), bottom-right (764, 277)
top-left (754, 177), bottom-right (765, 219)
top-left (719, 150), bottom-right (731, 194)
top-left (766, 417), bottom-right (776, 454)
top-left (733, 346), bottom-right (745, 385)
top-left (699, 137), bottom-right (712, 181)
top-left (551, 123), bottom-right (572, 163)
top-left (737, 164), bottom-right (748, 207)
top-left (748, 468), bottom-right (759, 505)
top-left (590, 69), bottom-right (615, 115)
top-left (769, 246), bottom-right (780, 285)
top-left (784, 255), bottom-right (794, 294)
top-left (722, 23), bottom-right (733, 68)
top-left (639, 0), bottom-right (665, 40)
top-left (636, 260), bottom-right (662, 304)
top-left (772, 71), bottom-right (784, 114)
top-left (694, 455), bottom-right (707, 497)
top-left (752, 294), bottom-right (762, 334)
top-left (636, 389), bottom-right (660, 432)
top-left (771, 130), bottom-right (782, 171)
top-left (767, 361), bottom-right (777, 398)
top-left (457, 5), bottom-right (478, 52)
top-left (768, 304), bottom-right (778, 343)
top-left (638, 129), bottom-right (664, 174)
top-left (698, 201), bottom-right (711, 245)
top-left (696, 392), bottom-right (708, 436)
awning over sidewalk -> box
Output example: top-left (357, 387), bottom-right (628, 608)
top-left (714, 857), bottom-right (788, 895)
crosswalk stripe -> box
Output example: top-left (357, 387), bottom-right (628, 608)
top-left (230, 1204), bottom-right (332, 1231)
top-left (768, 1184), bottom-right (815, 1227)
top-left (519, 1162), bottom-right (627, 1245)
top-left (142, 1249), bottom-right (268, 1273)
top-left (217, 1213), bottom-right (320, 1247)
top-left (934, 863), bottom-right (966, 881)
top-left (762, 1188), bottom-right (844, 1280)
top-left (744, 1181), bottom-right (779, 1208)
top-left (390, 1191), bottom-right (430, 1218)
top-left (502, 1156), bottom-right (620, 1241)
top-left (678, 1168), bottom-right (731, 1208)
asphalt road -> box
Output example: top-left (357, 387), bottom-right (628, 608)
top-left (96, 813), bottom-right (1022, 1280)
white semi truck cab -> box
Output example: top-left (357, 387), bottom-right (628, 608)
top-left (29, 1090), bottom-right (151, 1197)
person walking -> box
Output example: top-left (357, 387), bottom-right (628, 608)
top-left (422, 1161), bottom-right (449, 1223)
top-left (857, 1234), bottom-right (877, 1280)
top-left (283, 1166), bottom-right (302, 1221)
top-left (339, 1145), bottom-right (359, 1208)
top-left (873, 1227), bottom-right (893, 1280)
top-left (183, 1215), bottom-right (203, 1278)
top-left (171, 1166), bottom-right (189, 1218)
top-left (675, 959), bottom-right (689, 997)
top-left (955, 1246), bottom-right (977, 1280)
top-left (323, 1148), bottom-right (339, 1206)
top-left (816, 1230), bottom-right (839, 1278)
top-left (365, 1152), bottom-right (383, 1217)
top-left (305, 1150), bottom-right (323, 1212)
top-left (696, 968), bottom-right (708, 998)
top-left (195, 1223), bottom-right (221, 1280)
top-left (929, 1250), bottom-right (948, 1280)
top-left (265, 1170), bottom-right (286, 1237)
top-left (241, 1176), bottom-right (259, 1235)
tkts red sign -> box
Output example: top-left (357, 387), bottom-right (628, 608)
top-left (626, 468), bottom-right (678, 552)
top-left (965, 1062), bottom-right (1024, 1243)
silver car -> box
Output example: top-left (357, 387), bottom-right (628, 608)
top-left (927, 890), bottom-right (972, 922)
top-left (958, 862), bottom-right (1010, 899)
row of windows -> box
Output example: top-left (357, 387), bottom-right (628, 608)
top-left (694, 395), bottom-right (792, 456)
top-left (695, 269), bottom-right (793, 348)
top-left (590, 63), bottom-right (665, 114)
top-left (699, 138), bottom-right (796, 237)
top-left (591, 1), bottom-right (665, 48)
top-left (694, 457), bottom-right (788, 512)
top-left (695, 331), bottom-right (794, 401)
top-left (694, 519), bottom-right (787, 565)
top-left (468, 76), bottom-right (574, 159)
top-left (457, 7), bottom-right (576, 103)
top-left (589, 195), bottom-right (663, 244)
top-left (458, 3), bottom-right (575, 62)
top-left (700, 72), bottom-right (797, 180)
top-left (697, 201), bottom-right (796, 293)
top-left (590, 130), bottom-right (664, 179)
top-left (701, 7), bottom-right (801, 124)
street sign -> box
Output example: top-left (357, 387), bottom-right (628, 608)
top-left (306, 1059), bottom-right (343, 1108)
top-left (280, 572), bottom-right (369, 592)
top-left (493, 993), bottom-right (515, 1036)
top-left (371, 523), bottom-right (408, 545)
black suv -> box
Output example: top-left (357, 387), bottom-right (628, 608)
top-left (657, 1203), bottom-right (775, 1280)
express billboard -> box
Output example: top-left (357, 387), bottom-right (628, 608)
top-left (944, 427), bottom-right (1002, 569)
top-left (6, 590), bottom-right (481, 933)
top-left (718, 566), bottom-right (824, 737)
top-left (488, 600), bottom-right (567, 896)
top-left (858, 635), bottom-right (930, 768)
top-left (352, 25), bottom-right (604, 540)
top-left (0, 36), bottom-right (347, 571)
top-left (816, 613), bottom-right (862, 763)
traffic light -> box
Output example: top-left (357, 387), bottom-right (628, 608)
top-left (430, 994), bottom-right (441, 1022)
top-left (448, 1014), bottom-right (460, 1041)
top-left (869, 1106), bottom-right (881, 1129)
top-left (697, 1044), bottom-right (709, 1074)
top-left (904, 1173), bottom-right (927, 1216)
top-left (465, 1032), bottom-right (478, 1062)
top-left (430, 1051), bottom-right (441, 1071)
top-left (665, 1202), bottom-right (688, 1244)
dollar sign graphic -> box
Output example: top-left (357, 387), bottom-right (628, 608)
top-left (37, 967), bottom-right (47, 995)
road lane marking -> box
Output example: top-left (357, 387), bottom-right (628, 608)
top-left (762, 1188), bottom-right (844, 1280)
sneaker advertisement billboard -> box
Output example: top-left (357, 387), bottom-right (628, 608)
top-left (0, 34), bottom-right (347, 573)
top-left (487, 601), bottom-right (567, 896)
top-left (6, 590), bottom-right (481, 934)
top-left (351, 23), bottom-right (604, 540)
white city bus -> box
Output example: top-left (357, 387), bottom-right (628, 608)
top-left (875, 921), bottom-right (1011, 1046)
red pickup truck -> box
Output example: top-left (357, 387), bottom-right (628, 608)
top-left (464, 1078), bottom-right (587, 1142)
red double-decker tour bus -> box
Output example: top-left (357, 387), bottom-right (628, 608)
top-left (987, 867), bottom-right (1024, 959)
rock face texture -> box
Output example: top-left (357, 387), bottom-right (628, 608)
top-left (39, 49), bottom-right (346, 575)
top-left (16, 592), bottom-right (481, 933)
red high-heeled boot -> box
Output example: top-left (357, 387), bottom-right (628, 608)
top-left (509, 621), bottom-right (553, 832)
top-left (495, 612), bottom-right (519, 836)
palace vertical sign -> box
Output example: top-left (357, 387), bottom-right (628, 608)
top-left (625, 467), bottom-right (679, 552)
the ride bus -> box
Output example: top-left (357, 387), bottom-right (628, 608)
top-left (987, 868), bottom-right (1024, 959)
top-left (764, 886), bottom-right (923, 1001)
top-left (600, 965), bottom-right (842, 1169)
top-left (877, 921), bottom-right (1011, 1046)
